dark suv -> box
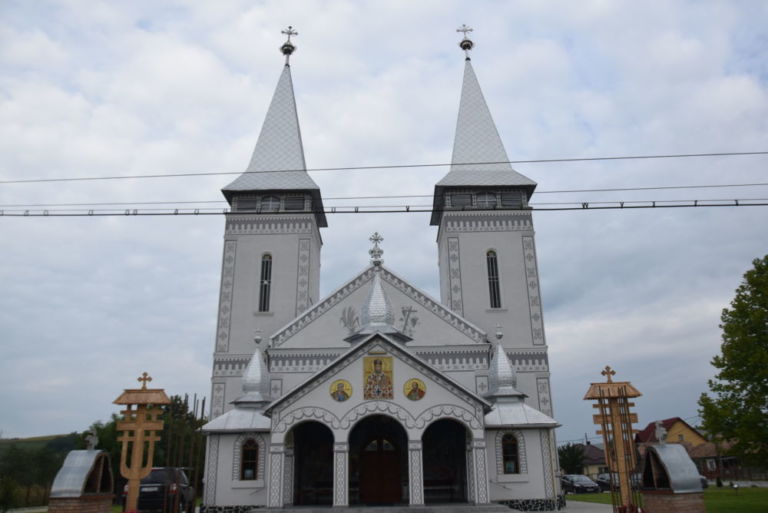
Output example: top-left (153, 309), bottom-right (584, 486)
top-left (123, 467), bottom-right (195, 513)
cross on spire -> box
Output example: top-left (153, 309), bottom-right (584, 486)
top-left (369, 232), bottom-right (384, 266)
top-left (137, 372), bottom-right (152, 390)
top-left (280, 26), bottom-right (298, 64)
top-left (456, 24), bottom-right (474, 58)
top-left (601, 366), bottom-right (616, 383)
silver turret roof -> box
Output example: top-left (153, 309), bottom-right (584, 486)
top-left (222, 61), bottom-right (327, 226)
top-left (431, 57), bottom-right (536, 225)
top-left (487, 342), bottom-right (526, 399)
top-left (234, 345), bottom-right (271, 406)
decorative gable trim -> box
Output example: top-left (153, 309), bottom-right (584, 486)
top-left (270, 266), bottom-right (486, 347)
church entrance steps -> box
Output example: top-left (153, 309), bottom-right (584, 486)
top-left (250, 504), bottom-right (511, 513)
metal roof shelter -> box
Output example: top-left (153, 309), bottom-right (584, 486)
top-left (642, 443), bottom-right (704, 494)
top-left (50, 450), bottom-right (113, 498)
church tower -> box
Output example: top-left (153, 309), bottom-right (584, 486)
top-left (432, 30), bottom-right (553, 417)
top-left (210, 29), bottom-right (326, 418)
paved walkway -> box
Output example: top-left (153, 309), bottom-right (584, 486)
top-left (559, 501), bottom-right (613, 512)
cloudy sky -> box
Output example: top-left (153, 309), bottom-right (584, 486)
top-left (1, 1), bottom-right (767, 445)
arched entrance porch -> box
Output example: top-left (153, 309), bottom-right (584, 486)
top-left (348, 414), bottom-right (408, 505)
top-left (286, 421), bottom-right (334, 505)
top-left (422, 418), bottom-right (469, 503)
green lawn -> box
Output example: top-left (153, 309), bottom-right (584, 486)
top-left (567, 487), bottom-right (768, 513)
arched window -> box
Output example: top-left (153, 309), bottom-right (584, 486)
top-left (260, 195), bottom-right (280, 212)
top-left (487, 250), bottom-right (501, 308)
top-left (258, 254), bottom-right (272, 312)
top-left (476, 192), bottom-right (497, 209)
top-left (241, 438), bottom-right (259, 480)
top-left (501, 434), bottom-right (519, 474)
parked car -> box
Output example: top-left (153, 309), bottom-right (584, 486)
top-left (699, 475), bottom-right (709, 489)
top-left (123, 467), bottom-right (195, 513)
top-left (595, 472), bottom-right (642, 492)
top-left (560, 474), bottom-right (600, 494)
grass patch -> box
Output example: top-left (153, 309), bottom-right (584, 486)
top-left (566, 487), bottom-right (768, 513)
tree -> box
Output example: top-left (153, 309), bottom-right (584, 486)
top-left (698, 255), bottom-right (768, 467)
top-left (558, 443), bottom-right (584, 474)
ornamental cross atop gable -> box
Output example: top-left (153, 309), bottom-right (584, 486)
top-left (369, 232), bottom-right (384, 265)
top-left (138, 372), bottom-right (152, 389)
top-left (601, 365), bottom-right (616, 383)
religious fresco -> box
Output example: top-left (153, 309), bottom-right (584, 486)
top-left (404, 378), bottom-right (426, 401)
top-left (329, 379), bottom-right (352, 402)
top-left (363, 356), bottom-right (393, 399)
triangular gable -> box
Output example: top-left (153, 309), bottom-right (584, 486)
top-left (270, 265), bottom-right (486, 347)
top-left (265, 333), bottom-right (492, 417)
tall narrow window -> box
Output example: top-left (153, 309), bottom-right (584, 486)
top-left (259, 254), bottom-right (272, 312)
top-left (241, 438), bottom-right (259, 480)
top-left (502, 434), bottom-right (519, 474)
top-left (487, 250), bottom-right (501, 308)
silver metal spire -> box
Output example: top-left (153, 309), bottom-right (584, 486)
top-left (487, 329), bottom-right (525, 399)
top-left (361, 269), bottom-right (395, 328)
top-left (236, 344), bottom-right (271, 405)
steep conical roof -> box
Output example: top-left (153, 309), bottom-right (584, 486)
top-left (431, 58), bottom-right (536, 225)
top-left (233, 345), bottom-right (271, 406)
top-left (222, 63), bottom-right (327, 225)
top-left (487, 342), bottom-right (526, 399)
top-left (344, 266), bottom-right (411, 344)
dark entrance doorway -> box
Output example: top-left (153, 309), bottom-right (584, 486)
top-left (349, 415), bottom-right (407, 505)
top-left (422, 419), bottom-right (468, 503)
top-left (291, 421), bottom-right (334, 505)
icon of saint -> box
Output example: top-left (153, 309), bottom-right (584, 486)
top-left (406, 380), bottom-right (425, 400)
top-left (364, 359), bottom-right (393, 399)
top-left (331, 381), bottom-right (350, 402)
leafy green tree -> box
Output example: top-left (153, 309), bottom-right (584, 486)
top-left (699, 255), bottom-right (768, 467)
top-left (558, 443), bottom-right (585, 474)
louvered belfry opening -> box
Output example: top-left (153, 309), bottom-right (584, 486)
top-left (487, 250), bottom-right (501, 308)
top-left (258, 254), bottom-right (272, 312)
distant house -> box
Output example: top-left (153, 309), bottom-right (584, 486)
top-left (577, 443), bottom-right (607, 480)
top-left (635, 417), bottom-right (708, 447)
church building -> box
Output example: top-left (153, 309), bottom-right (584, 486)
top-left (202, 28), bottom-right (561, 512)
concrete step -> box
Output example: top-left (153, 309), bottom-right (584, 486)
top-left (251, 504), bottom-right (511, 513)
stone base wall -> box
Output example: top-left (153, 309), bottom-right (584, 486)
top-left (497, 495), bottom-right (566, 511)
top-left (642, 491), bottom-right (705, 513)
top-left (48, 495), bottom-right (113, 513)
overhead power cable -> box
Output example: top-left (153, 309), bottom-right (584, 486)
top-left (2, 198), bottom-right (767, 217)
top-left (2, 182), bottom-right (767, 209)
top-left (0, 150), bottom-right (766, 185)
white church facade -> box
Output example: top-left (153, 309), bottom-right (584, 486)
top-left (202, 29), bottom-right (562, 512)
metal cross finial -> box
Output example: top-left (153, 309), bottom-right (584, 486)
top-left (456, 24), bottom-right (475, 58)
top-left (601, 366), bottom-right (616, 383)
top-left (137, 372), bottom-right (152, 390)
top-left (281, 25), bottom-right (298, 42)
top-left (280, 26), bottom-right (298, 64)
top-left (457, 24), bottom-right (473, 37)
top-left (369, 232), bottom-right (384, 266)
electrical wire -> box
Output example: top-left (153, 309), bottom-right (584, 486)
top-left (0, 151), bottom-right (766, 185)
top-left (2, 182), bottom-right (767, 209)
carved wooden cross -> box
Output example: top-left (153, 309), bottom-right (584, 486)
top-left (369, 232), bottom-right (384, 264)
top-left (601, 366), bottom-right (616, 383)
top-left (281, 25), bottom-right (298, 42)
top-left (137, 372), bottom-right (152, 389)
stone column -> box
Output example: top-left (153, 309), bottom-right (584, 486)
top-left (333, 442), bottom-right (349, 506)
top-left (471, 438), bottom-right (490, 504)
top-left (408, 440), bottom-right (424, 505)
top-left (267, 444), bottom-right (285, 507)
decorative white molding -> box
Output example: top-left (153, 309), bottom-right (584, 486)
top-left (274, 406), bottom-right (340, 433)
top-left (443, 211), bottom-right (534, 233)
top-left (415, 404), bottom-right (482, 431)
top-left (474, 444), bottom-right (489, 503)
top-left (333, 444), bottom-right (349, 506)
top-left (283, 448), bottom-right (294, 506)
top-left (272, 267), bottom-right (486, 347)
top-left (215, 240), bottom-right (237, 352)
top-left (267, 445), bottom-right (285, 507)
top-left (295, 238), bottom-right (311, 314)
top-left (541, 430), bottom-right (555, 499)
top-left (340, 401), bottom-right (416, 430)
top-left (204, 436), bottom-right (219, 505)
top-left (225, 214), bottom-right (317, 236)
top-left (522, 236), bottom-right (546, 346)
top-left (408, 443), bottom-right (424, 505)
top-left (211, 383), bottom-right (226, 419)
top-left (447, 237), bottom-right (464, 314)
top-left (494, 430), bottom-right (527, 476)
top-left (536, 377), bottom-right (554, 417)
top-left (212, 355), bottom-right (251, 377)
top-left (232, 433), bottom-right (266, 486)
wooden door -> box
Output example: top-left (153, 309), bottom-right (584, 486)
top-left (359, 436), bottom-right (400, 503)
